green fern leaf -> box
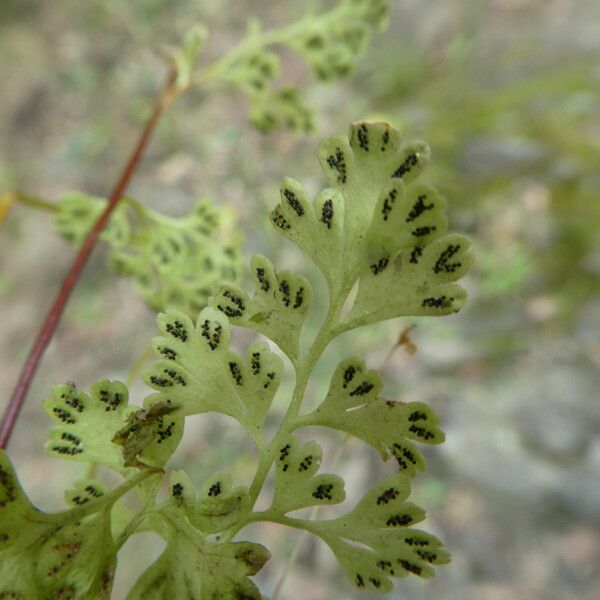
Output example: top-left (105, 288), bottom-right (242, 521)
top-left (45, 380), bottom-right (182, 472)
top-left (64, 479), bottom-right (107, 508)
top-left (0, 451), bottom-right (124, 599)
top-left (54, 192), bottom-right (129, 246)
top-left (270, 121), bottom-right (472, 326)
top-left (169, 470), bottom-right (251, 534)
top-left (144, 307), bottom-right (283, 441)
top-left (270, 437), bottom-right (345, 514)
top-left (305, 472), bottom-right (450, 592)
top-left (211, 254), bottom-right (312, 359)
top-left (55, 196), bottom-right (243, 317)
top-left (295, 356), bottom-right (443, 475)
top-left (29, 119), bottom-right (469, 597)
top-left (126, 526), bottom-right (269, 600)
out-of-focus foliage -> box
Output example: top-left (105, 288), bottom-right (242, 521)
top-left (54, 193), bottom-right (243, 316)
top-left (186, 0), bottom-right (390, 133)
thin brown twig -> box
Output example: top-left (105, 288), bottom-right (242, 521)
top-left (381, 324), bottom-right (418, 370)
top-left (0, 68), bottom-right (179, 449)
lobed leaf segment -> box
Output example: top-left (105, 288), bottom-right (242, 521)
top-left (2, 119), bottom-right (471, 598)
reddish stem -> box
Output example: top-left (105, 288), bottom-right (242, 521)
top-left (0, 70), bottom-right (178, 449)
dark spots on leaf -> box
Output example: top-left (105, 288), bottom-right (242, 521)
top-left (381, 188), bottom-right (397, 221)
top-left (369, 577), bottom-right (381, 588)
top-left (293, 287), bottom-right (304, 309)
top-left (256, 268), bottom-right (270, 291)
top-left (298, 454), bottom-right (313, 472)
top-left (412, 225), bottom-right (436, 237)
top-left (158, 346), bottom-right (177, 360)
top-left (342, 365), bottom-right (356, 388)
top-left (165, 369), bottom-right (185, 386)
top-left (263, 371), bottom-right (276, 389)
top-left (49, 585), bottom-right (77, 599)
top-left (172, 483), bottom-right (183, 497)
top-left (166, 320), bottom-right (188, 342)
top-left (279, 280), bottom-right (291, 307)
top-left (313, 483), bottom-right (334, 500)
top-left (251, 352), bottom-right (261, 374)
top-left (370, 256), bottom-right (389, 275)
top-left (66, 397), bottom-right (84, 412)
top-left (381, 129), bottom-right (390, 152)
top-left (327, 147), bottom-right (347, 183)
top-left (416, 549), bottom-right (438, 562)
top-left (393, 444), bottom-right (418, 471)
top-left (61, 391), bottom-right (84, 413)
top-left (156, 418), bottom-right (176, 444)
top-left (0, 533), bottom-right (10, 543)
top-left (218, 290), bottom-right (245, 318)
top-left (357, 123), bottom-right (369, 151)
top-left (279, 444), bottom-right (290, 471)
top-left (409, 245), bottom-right (423, 264)
top-left (421, 296), bottom-right (453, 309)
top-left (283, 188), bottom-right (304, 217)
top-left (409, 424), bottom-right (435, 440)
top-left (386, 513), bottom-right (413, 527)
top-left (279, 444), bottom-right (290, 461)
top-left (208, 481), bottom-right (222, 497)
top-left (98, 387), bottom-right (121, 412)
top-left (51, 445), bottom-right (84, 456)
top-left (321, 198), bottom-right (334, 229)
top-left (0, 465), bottom-right (16, 507)
top-left (47, 543), bottom-right (81, 577)
top-left (150, 375), bottom-right (173, 388)
top-left (398, 559), bottom-right (422, 575)
top-left (377, 559), bottom-right (394, 575)
top-left (349, 381), bottom-right (373, 397)
top-left (434, 244), bottom-right (462, 274)
top-left (406, 194), bottom-right (434, 223)
top-left (201, 319), bottom-right (222, 350)
top-left (376, 487), bottom-right (399, 505)
top-left (61, 432), bottom-right (81, 445)
top-left (84, 484), bottom-right (102, 498)
top-left (405, 536), bottom-right (429, 547)
top-left (52, 407), bottom-right (75, 424)
top-left (271, 207), bottom-right (291, 230)
top-left (408, 411), bottom-right (427, 422)
top-left (393, 153), bottom-right (419, 179)
top-left (228, 362), bottom-right (243, 386)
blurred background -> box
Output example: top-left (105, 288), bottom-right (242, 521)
top-left (0, 0), bottom-right (599, 598)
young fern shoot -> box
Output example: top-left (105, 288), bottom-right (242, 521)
top-left (0, 121), bottom-right (471, 598)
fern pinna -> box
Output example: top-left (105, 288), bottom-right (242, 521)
top-left (0, 121), bottom-right (472, 598)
